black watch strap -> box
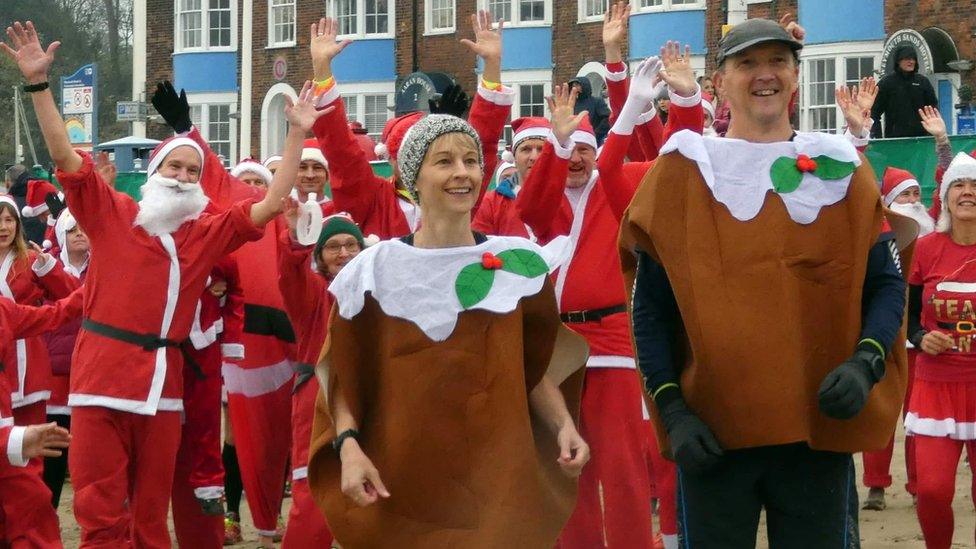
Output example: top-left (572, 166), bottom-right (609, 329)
top-left (333, 428), bottom-right (360, 453)
top-left (22, 81), bottom-right (49, 93)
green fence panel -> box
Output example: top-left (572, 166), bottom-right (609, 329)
top-left (865, 135), bottom-right (976, 207)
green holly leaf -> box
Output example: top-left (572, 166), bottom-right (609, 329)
top-left (812, 156), bottom-right (856, 180)
top-left (455, 263), bottom-right (496, 309)
top-left (770, 156), bottom-right (804, 194)
top-left (497, 249), bottom-right (549, 278)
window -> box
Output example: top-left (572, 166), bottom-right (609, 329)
top-left (578, 0), bottom-right (607, 22)
top-left (269, 0), bottom-right (296, 47)
top-left (426, 0), bottom-right (455, 34)
top-left (636, 0), bottom-right (704, 11)
top-left (189, 98), bottom-right (237, 166)
top-left (798, 42), bottom-right (883, 133)
top-left (497, 70), bottom-right (552, 144)
top-left (261, 84), bottom-right (297, 159)
top-left (330, 0), bottom-right (394, 38)
top-left (484, 0), bottom-right (549, 25)
top-left (518, 85), bottom-right (546, 117)
top-left (341, 84), bottom-right (395, 139)
top-left (176, 0), bottom-right (235, 51)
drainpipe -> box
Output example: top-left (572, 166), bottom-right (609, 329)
top-left (412, 0), bottom-right (419, 72)
top-left (240, 0), bottom-right (253, 160)
top-left (132, 0), bottom-right (147, 137)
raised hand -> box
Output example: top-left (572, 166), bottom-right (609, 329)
top-left (1, 21), bottom-right (60, 84)
top-left (919, 105), bottom-right (947, 139)
top-left (285, 80), bottom-right (335, 132)
top-left (779, 13), bottom-right (806, 43)
top-left (602, 2), bottom-right (630, 63)
top-left (95, 151), bottom-right (118, 187)
top-left (855, 77), bottom-right (878, 113)
top-left (835, 85), bottom-right (866, 136)
top-left (627, 56), bottom-right (665, 112)
top-left (21, 422), bottom-right (70, 460)
top-left (310, 17), bottom-right (351, 80)
top-left (151, 81), bottom-right (192, 133)
top-left (659, 41), bottom-right (696, 97)
top-left (459, 10), bottom-right (502, 64)
top-left (282, 196), bottom-right (299, 234)
top-left (547, 84), bottom-right (587, 145)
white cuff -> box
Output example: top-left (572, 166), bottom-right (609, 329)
top-left (549, 131), bottom-right (574, 160)
top-left (31, 254), bottom-right (56, 276)
top-left (314, 82), bottom-right (341, 109)
top-left (604, 66), bottom-right (627, 82)
top-left (7, 426), bottom-right (27, 467)
top-left (668, 83), bottom-right (702, 108)
top-left (193, 486), bottom-right (225, 500)
top-left (844, 121), bottom-right (872, 148)
top-left (477, 82), bottom-right (516, 106)
top-left (221, 343), bottom-right (245, 360)
top-left (637, 108), bottom-right (658, 125)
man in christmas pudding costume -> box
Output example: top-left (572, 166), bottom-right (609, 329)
top-left (307, 114), bottom-right (591, 548)
top-left (621, 19), bottom-right (911, 546)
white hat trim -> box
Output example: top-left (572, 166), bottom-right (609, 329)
top-left (301, 146), bottom-right (328, 168)
top-left (512, 128), bottom-right (550, 150)
top-left (940, 152), bottom-right (976, 206)
top-left (230, 162), bottom-right (273, 185)
top-left (146, 137), bottom-right (205, 178)
top-left (570, 130), bottom-right (598, 151)
top-left (884, 179), bottom-right (920, 206)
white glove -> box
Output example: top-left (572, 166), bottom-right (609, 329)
top-left (613, 56), bottom-right (665, 135)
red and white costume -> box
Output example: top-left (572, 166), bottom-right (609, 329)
top-left (311, 79), bottom-right (512, 240)
top-left (57, 147), bottom-right (263, 548)
top-left (604, 61), bottom-right (666, 162)
top-left (0, 293), bottom-right (82, 548)
top-left (172, 255), bottom-right (244, 548)
top-left (191, 128), bottom-right (303, 538)
top-left (276, 228), bottom-right (336, 548)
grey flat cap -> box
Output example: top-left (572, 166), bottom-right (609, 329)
top-left (716, 18), bottom-right (803, 66)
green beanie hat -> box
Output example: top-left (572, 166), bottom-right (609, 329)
top-left (314, 214), bottom-right (365, 259)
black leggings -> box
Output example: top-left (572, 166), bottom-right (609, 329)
top-left (222, 442), bottom-right (243, 516)
top-left (42, 413), bottom-right (71, 508)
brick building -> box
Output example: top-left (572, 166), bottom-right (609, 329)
top-left (137, 0), bottom-right (976, 164)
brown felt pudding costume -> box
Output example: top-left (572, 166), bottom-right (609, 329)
top-left (307, 235), bottom-right (588, 548)
top-left (620, 129), bottom-right (913, 453)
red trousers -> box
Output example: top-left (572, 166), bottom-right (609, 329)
top-left (862, 349), bottom-right (917, 494)
top-left (226, 382), bottom-right (292, 535)
top-left (69, 407), bottom-right (181, 549)
top-left (0, 459), bottom-right (62, 547)
top-left (645, 420), bottom-right (677, 538)
top-left (282, 479), bottom-right (333, 547)
top-left (914, 435), bottom-right (976, 549)
top-left (558, 369), bottom-right (653, 548)
top-left (172, 345), bottom-right (225, 549)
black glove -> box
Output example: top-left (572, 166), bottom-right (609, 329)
top-left (429, 84), bottom-right (469, 117)
top-left (151, 80), bottom-right (193, 133)
top-left (659, 398), bottom-right (723, 475)
top-left (818, 346), bottom-right (885, 419)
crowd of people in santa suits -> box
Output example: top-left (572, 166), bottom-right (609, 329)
top-left (0, 2), bottom-right (975, 548)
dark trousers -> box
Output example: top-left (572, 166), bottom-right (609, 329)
top-left (42, 413), bottom-right (70, 508)
top-left (677, 442), bottom-right (859, 548)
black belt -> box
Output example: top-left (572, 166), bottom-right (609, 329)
top-left (293, 362), bottom-right (315, 394)
top-left (82, 318), bottom-right (204, 379)
top-left (560, 304), bottom-right (627, 324)
top-left (243, 304), bottom-right (296, 343)
top-left (937, 320), bottom-right (976, 333)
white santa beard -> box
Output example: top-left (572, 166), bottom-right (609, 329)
top-left (134, 176), bottom-right (209, 236)
top-left (890, 200), bottom-right (935, 237)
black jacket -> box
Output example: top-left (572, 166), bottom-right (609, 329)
top-left (871, 49), bottom-right (939, 138)
top-left (569, 77), bottom-right (611, 146)
top-left (7, 171), bottom-right (46, 245)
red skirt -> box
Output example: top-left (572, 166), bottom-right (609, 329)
top-left (905, 378), bottom-right (976, 440)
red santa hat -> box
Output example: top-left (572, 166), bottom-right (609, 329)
top-left (375, 112), bottom-right (424, 161)
top-left (493, 161), bottom-right (516, 184)
top-left (146, 136), bottom-right (205, 178)
top-left (881, 166), bottom-right (920, 206)
top-left (571, 116), bottom-right (598, 151)
top-left (230, 158), bottom-right (273, 185)
top-left (301, 139), bottom-right (328, 168)
top-left (511, 117), bottom-right (551, 152)
top-left (21, 179), bottom-right (62, 225)
top-left (702, 92), bottom-right (716, 120)
top-left (350, 121), bottom-right (368, 135)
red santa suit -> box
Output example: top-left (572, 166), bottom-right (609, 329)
top-left (0, 289), bottom-right (83, 549)
top-left (276, 227), bottom-right (337, 548)
top-left (56, 144), bottom-right (264, 548)
top-left (311, 79), bottom-right (512, 240)
top-left (190, 128), bottom-right (303, 538)
top-left (604, 60), bottom-right (666, 162)
top-left (172, 255), bottom-right (244, 548)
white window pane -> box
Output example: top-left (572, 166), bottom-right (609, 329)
top-left (520, 0), bottom-right (544, 21)
top-left (337, 0), bottom-right (357, 35)
top-left (364, 95), bottom-right (390, 136)
top-left (805, 58), bottom-right (837, 132)
top-left (584, 0), bottom-right (606, 18)
top-left (640, 0), bottom-right (663, 7)
top-left (208, 105), bottom-right (232, 166)
top-left (342, 95), bottom-right (358, 124)
top-left (272, 0), bottom-right (296, 43)
top-left (365, 0), bottom-right (389, 34)
top-left (519, 84), bottom-right (545, 117)
top-left (488, 0), bottom-right (511, 22)
top-left (208, 0), bottom-right (231, 47)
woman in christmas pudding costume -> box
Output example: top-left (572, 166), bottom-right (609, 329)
top-left (307, 114), bottom-right (591, 548)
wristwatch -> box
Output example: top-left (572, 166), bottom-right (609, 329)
top-left (855, 349), bottom-right (886, 384)
top-left (333, 428), bottom-right (360, 453)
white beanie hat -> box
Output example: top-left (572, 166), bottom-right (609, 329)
top-left (230, 159), bottom-right (273, 185)
top-left (941, 152), bottom-right (976, 206)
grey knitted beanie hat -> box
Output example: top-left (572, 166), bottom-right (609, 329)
top-left (397, 114), bottom-right (483, 195)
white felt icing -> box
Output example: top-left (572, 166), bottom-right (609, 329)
top-left (329, 235), bottom-right (571, 341)
top-left (660, 130), bottom-right (862, 225)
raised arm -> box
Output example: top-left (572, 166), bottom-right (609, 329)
top-left (251, 81), bottom-right (333, 227)
top-left (836, 77), bottom-right (877, 150)
top-left (2, 22), bottom-right (81, 173)
top-left (920, 105), bottom-right (951, 218)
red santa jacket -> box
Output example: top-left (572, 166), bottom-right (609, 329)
top-left (56, 152), bottom-right (263, 415)
top-left (605, 61), bottom-right (666, 162)
top-left (311, 81), bottom-right (512, 240)
top-left (0, 292), bottom-right (82, 466)
top-left (0, 250), bottom-right (78, 409)
top-left (188, 256), bottom-right (244, 358)
top-left (45, 264), bottom-right (87, 416)
top-left (190, 128), bottom-right (309, 398)
top-left (276, 229), bottom-right (336, 478)
top-left (471, 181), bottom-right (532, 239)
